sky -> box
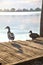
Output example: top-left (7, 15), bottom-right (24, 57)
top-left (0, 0), bottom-right (42, 9)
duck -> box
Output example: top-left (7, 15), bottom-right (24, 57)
top-left (29, 30), bottom-right (40, 40)
top-left (5, 26), bottom-right (15, 41)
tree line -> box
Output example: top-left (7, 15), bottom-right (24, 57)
top-left (0, 8), bottom-right (41, 12)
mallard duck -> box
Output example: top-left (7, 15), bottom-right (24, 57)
top-left (5, 26), bottom-right (15, 41)
top-left (29, 30), bottom-right (40, 40)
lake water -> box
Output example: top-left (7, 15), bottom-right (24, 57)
top-left (0, 12), bottom-right (41, 42)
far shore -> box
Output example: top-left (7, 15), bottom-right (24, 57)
top-left (0, 11), bottom-right (41, 12)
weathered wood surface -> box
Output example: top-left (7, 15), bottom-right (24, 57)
top-left (0, 38), bottom-right (43, 65)
top-left (40, 0), bottom-right (43, 36)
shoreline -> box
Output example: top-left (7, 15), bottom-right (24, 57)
top-left (0, 11), bottom-right (41, 15)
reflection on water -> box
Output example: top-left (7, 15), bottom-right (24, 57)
top-left (0, 12), bottom-right (41, 42)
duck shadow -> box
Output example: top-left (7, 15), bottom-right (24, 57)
top-left (11, 42), bottom-right (23, 54)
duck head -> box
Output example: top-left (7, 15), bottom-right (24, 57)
top-left (29, 30), bottom-right (32, 34)
top-left (5, 26), bottom-right (10, 32)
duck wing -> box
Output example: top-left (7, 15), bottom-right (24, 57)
top-left (30, 33), bottom-right (39, 39)
top-left (10, 32), bottom-right (14, 37)
top-left (8, 32), bottom-right (14, 38)
top-left (33, 33), bottom-right (39, 37)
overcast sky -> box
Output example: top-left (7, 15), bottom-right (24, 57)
top-left (0, 0), bottom-right (42, 9)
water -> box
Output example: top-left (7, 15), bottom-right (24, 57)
top-left (0, 12), bottom-right (41, 15)
top-left (0, 12), bottom-right (41, 42)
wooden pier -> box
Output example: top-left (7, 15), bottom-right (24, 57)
top-left (0, 38), bottom-right (43, 65)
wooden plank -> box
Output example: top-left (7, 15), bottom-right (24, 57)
top-left (0, 40), bottom-right (43, 65)
top-left (15, 57), bottom-right (43, 65)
